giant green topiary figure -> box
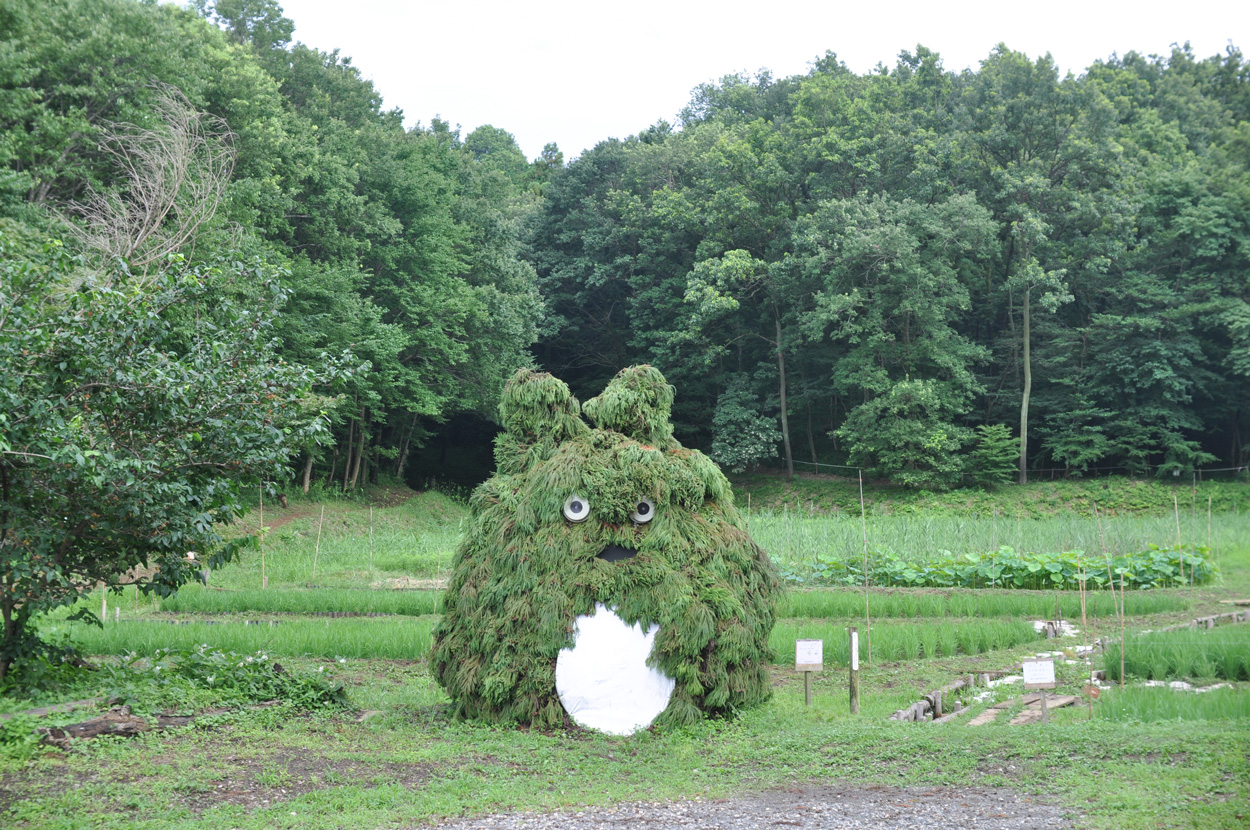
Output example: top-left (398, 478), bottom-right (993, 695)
top-left (431, 365), bottom-right (780, 733)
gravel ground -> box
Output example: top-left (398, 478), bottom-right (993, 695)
top-left (425, 784), bottom-right (1076, 829)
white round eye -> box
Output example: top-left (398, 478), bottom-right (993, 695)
top-left (563, 494), bottom-right (590, 523)
top-left (632, 498), bottom-right (656, 524)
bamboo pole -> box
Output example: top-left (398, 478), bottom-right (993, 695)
top-left (313, 505), bottom-right (325, 579)
top-left (260, 486), bottom-right (266, 590)
top-left (1174, 494), bottom-right (1185, 587)
top-left (1125, 570), bottom-right (1135, 695)
top-left (858, 468), bottom-right (871, 663)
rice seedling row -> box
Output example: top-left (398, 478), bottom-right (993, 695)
top-left (770, 619), bottom-right (1040, 663)
top-left (161, 586), bottom-right (444, 616)
top-left (1093, 685), bottom-right (1250, 721)
top-left (1105, 626), bottom-right (1250, 681)
top-left (780, 588), bottom-right (1187, 619)
top-left (145, 584), bottom-right (1190, 621)
top-left (63, 616), bottom-right (1040, 665)
top-left (66, 618), bottom-right (438, 660)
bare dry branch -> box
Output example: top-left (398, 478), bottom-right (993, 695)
top-left (61, 84), bottom-right (236, 280)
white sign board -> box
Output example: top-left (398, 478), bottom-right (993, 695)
top-left (796, 639), bottom-right (823, 671)
top-left (1022, 658), bottom-right (1057, 690)
top-left (850, 629), bottom-right (859, 671)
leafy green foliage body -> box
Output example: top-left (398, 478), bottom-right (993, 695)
top-left (432, 367), bottom-right (781, 728)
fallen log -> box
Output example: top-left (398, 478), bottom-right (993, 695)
top-left (36, 702), bottom-right (278, 748)
top-left (38, 706), bottom-right (149, 748)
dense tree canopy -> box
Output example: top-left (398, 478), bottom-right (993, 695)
top-left (2, 0), bottom-right (1248, 490)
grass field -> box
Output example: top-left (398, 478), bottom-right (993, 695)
top-left (5, 479), bottom-right (1250, 830)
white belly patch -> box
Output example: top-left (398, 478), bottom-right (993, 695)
top-left (555, 603), bottom-right (675, 735)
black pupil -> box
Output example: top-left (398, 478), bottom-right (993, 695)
top-left (570, 500), bottom-right (584, 514)
top-left (637, 502), bottom-right (650, 516)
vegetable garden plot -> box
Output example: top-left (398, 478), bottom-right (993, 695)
top-left (773, 545), bottom-right (1213, 590)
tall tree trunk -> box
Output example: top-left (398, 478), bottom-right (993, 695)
top-left (806, 400), bottom-right (818, 465)
top-left (301, 453), bottom-right (314, 494)
top-left (348, 408), bottom-right (366, 490)
top-left (325, 447), bottom-right (339, 488)
top-left (341, 417), bottom-right (355, 492)
top-left (395, 413), bottom-right (417, 478)
top-left (775, 314), bottom-right (794, 479)
top-left (1018, 288), bottom-right (1031, 485)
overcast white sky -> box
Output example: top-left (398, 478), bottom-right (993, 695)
top-left (272, 0), bottom-right (1248, 161)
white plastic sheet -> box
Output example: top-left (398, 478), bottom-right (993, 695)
top-left (555, 603), bottom-right (675, 735)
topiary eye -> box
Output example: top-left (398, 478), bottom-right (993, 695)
top-left (631, 498), bottom-right (656, 524)
top-left (563, 494), bottom-right (590, 523)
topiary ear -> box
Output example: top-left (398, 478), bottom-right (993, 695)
top-left (496, 369), bottom-right (587, 474)
top-left (499, 368), bottom-right (585, 440)
top-left (582, 365), bottom-right (677, 448)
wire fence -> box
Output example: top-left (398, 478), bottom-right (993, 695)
top-left (775, 459), bottom-right (1250, 482)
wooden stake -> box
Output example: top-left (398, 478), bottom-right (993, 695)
top-left (804, 671), bottom-right (813, 706)
top-left (369, 505), bottom-right (374, 573)
top-left (849, 626), bottom-right (861, 715)
top-left (313, 504), bottom-right (325, 579)
top-left (101, 593), bottom-right (107, 625)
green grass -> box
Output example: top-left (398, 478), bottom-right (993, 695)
top-left (215, 490), bottom-right (465, 591)
top-left (735, 472), bottom-right (1250, 518)
top-left (5, 483), bottom-right (1250, 830)
top-left (1094, 685), bottom-right (1250, 721)
top-left (1106, 626), bottom-right (1250, 682)
top-left (780, 588), bottom-right (1189, 619)
top-left (747, 510), bottom-right (1243, 568)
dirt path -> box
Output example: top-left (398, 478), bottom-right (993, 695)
top-left (423, 784), bottom-right (1076, 829)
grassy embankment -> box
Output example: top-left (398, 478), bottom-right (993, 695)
top-left (2, 476), bottom-right (1248, 830)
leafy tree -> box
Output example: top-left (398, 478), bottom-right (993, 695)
top-left (969, 424), bottom-right (1019, 484)
top-left (709, 374), bottom-right (780, 473)
top-left (0, 234), bottom-right (344, 683)
top-left (836, 380), bottom-right (969, 488)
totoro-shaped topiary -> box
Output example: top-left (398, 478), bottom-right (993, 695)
top-left (431, 365), bottom-right (781, 733)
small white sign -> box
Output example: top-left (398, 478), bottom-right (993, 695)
top-left (850, 630), bottom-right (859, 671)
top-left (1023, 658), bottom-right (1057, 689)
top-left (796, 639), bottom-right (823, 671)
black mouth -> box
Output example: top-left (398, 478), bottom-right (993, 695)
top-left (597, 544), bottom-right (638, 563)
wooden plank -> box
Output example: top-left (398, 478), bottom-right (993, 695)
top-left (968, 708), bottom-right (1003, 726)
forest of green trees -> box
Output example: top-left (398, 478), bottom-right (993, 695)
top-left (4, 0), bottom-right (1249, 492)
